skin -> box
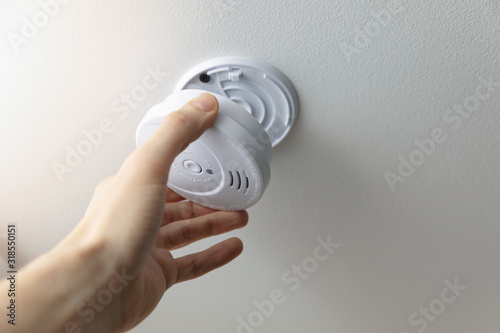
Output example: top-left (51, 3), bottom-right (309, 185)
top-left (0, 93), bottom-right (248, 333)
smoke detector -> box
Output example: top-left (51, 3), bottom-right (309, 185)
top-left (136, 57), bottom-right (298, 210)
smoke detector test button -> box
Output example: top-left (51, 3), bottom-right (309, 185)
top-left (183, 160), bottom-right (203, 174)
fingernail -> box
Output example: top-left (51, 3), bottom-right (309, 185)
top-left (192, 93), bottom-right (216, 112)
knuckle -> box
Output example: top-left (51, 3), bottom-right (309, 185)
top-left (189, 256), bottom-right (200, 279)
top-left (166, 229), bottom-right (182, 248)
top-left (180, 223), bottom-right (193, 242)
top-left (166, 110), bottom-right (193, 127)
top-left (206, 218), bottom-right (217, 235)
top-left (182, 201), bottom-right (196, 220)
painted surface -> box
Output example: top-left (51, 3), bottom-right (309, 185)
top-left (1, 1), bottom-right (499, 332)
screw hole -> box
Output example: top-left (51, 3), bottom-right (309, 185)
top-left (206, 169), bottom-right (214, 175)
top-left (199, 73), bottom-right (211, 83)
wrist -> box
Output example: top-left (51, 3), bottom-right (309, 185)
top-left (47, 221), bottom-right (136, 333)
top-left (0, 226), bottom-right (117, 333)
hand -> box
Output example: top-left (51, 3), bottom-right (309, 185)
top-left (0, 93), bottom-right (248, 333)
top-left (72, 93), bottom-right (249, 332)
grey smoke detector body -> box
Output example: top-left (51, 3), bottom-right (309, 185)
top-left (136, 57), bottom-right (298, 210)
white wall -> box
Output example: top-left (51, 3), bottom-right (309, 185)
top-left (1, 1), bottom-right (500, 332)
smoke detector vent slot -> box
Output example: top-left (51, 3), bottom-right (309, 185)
top-left (228, 170), bottom-right (249, 194)
top-left (236, 171), bottom-right (242, 191)
top-left (243, 171), bottom-right (250, 194)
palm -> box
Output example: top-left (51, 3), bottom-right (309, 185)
top-left (105, 197), bottom-right (248, 333)
top-left (114, 247), bottom-right (175, 331)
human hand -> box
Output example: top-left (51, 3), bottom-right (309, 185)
top-left (52, 93), bottom-right (248, 332)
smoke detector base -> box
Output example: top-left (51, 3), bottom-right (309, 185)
top-left (175, 57), bottom-right (299, 147)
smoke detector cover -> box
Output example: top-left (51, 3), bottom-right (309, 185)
top-left (136, 58), bottom-right (298, 210)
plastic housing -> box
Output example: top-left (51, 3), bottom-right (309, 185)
top-left (136, 89), bottom-right (272, 210)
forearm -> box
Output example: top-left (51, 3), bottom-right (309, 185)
top-left (0, 236), bottom-right (115, 333)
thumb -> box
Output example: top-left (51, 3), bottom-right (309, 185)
top-left (127, 93), bottom-right (218, 185)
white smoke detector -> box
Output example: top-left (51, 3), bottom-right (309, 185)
top-left (136, 57), bottom-right (298, 210)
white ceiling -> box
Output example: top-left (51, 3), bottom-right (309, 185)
top-left (1, 1), bottom-right (500, 332)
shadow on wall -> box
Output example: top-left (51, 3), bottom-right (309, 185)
top-left (273, 116), bottom-right (384, 219)
top-left (252, 109), bottom-right (385, 256)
